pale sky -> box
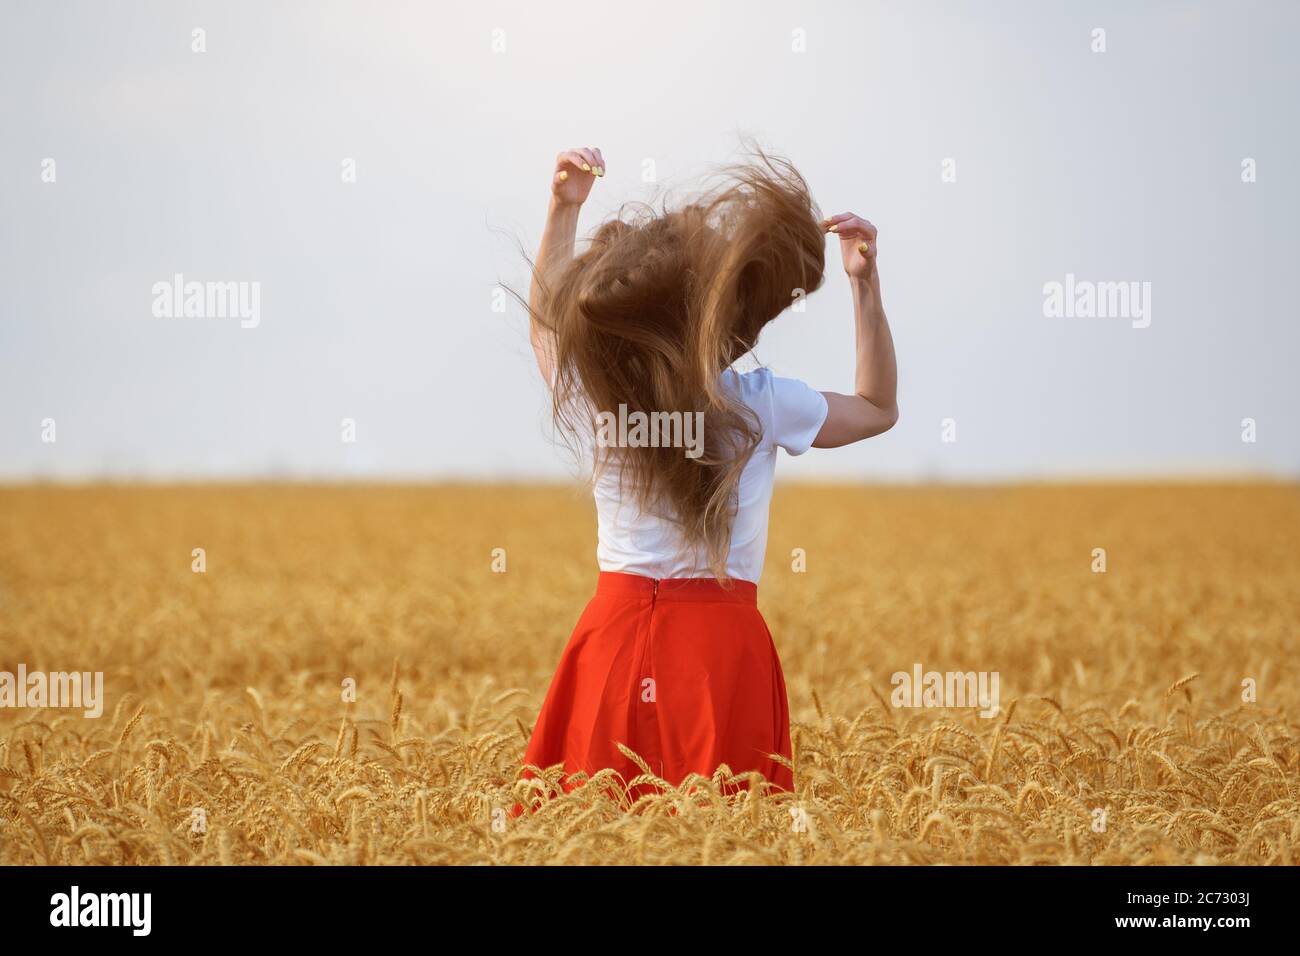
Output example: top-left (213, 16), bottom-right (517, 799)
top-left (2, 0), bottom-right (1297, 481)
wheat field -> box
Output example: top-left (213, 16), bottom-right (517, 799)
top-left (0, 483), bottom-right (1296, 865)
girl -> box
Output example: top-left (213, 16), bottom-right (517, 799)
top-left (518, 145), bottom-right (897, 806)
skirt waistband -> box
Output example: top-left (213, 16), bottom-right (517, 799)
top-left (596, 571), bottom-right (757, 605)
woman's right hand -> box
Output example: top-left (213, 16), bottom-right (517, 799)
top-left (823, 211), bottom-right (878, 281)
top-left (551, 147), bottom-right (605, 207)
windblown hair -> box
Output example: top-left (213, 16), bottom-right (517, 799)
top-left (530, 150), bottom-right (826, 580)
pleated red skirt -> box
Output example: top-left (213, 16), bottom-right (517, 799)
top-left (518, 571), bottom-right (793, 808)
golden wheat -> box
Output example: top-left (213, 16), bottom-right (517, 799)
top-left (0, 483), bottom-right (1297, 864)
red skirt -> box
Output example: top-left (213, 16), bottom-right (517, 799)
top-left (518, 571), bottom-right (794, 806)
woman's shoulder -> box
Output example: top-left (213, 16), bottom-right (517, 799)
top-left (723, 366), bottom-right (818, 405)
top-left (722, 366), bottom-right (778, 401)
top-left (722, 366), bottom-right (827, 456)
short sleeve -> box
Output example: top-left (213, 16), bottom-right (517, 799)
top-left (768, 374), bottom-right (828, 455)
top-left (724, 368), bottom-right (827, 456)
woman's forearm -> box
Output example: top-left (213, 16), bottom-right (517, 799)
top-left (532, 199), bottom-right (580, 300)
top-left (849, 273), bottom-right (897, 415)
top-left (529, 198), bottom-right (581, 381)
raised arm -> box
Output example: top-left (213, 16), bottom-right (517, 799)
top-left (812, 212), bottom-right (899, 447)
top-left (529, 147), bottom-right (605, 384)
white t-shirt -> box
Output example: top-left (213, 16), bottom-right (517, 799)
top-left (593, 368), bottom-right (828, 584)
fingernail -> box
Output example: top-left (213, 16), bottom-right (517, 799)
top-left (858, 242), bottom-right (869, 253)
top-left (595, 166), bottom-right (604, 176)
top-left (829, 224), bottom-right (838, 232)
top-left (581, 163), bottom-right (591, 171)
top-left (559, 171), bottom-right (569, 182)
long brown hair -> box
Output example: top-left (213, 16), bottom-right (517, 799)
top-left (528, 149), bottom-right (825, 580)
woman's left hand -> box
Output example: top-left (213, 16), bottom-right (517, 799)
top-left (551, 147), bottom-right (606, 207)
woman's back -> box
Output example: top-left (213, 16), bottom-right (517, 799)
top-left (593, 367), bottom-right (828, 583)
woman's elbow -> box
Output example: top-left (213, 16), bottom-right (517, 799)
top-left (868, 403), bottom-right (899, 438)
top-left (883, 403), bottom-right (899, 430)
